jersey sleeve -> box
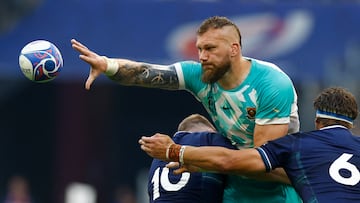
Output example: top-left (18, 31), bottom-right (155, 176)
top-left (256, 134), bottom-right (295, 171)
top-left (174, 61), bottom-right (204, 94)
top-left (255, 71), bottom-right (296, 125)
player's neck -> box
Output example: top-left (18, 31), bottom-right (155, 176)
top-left (218, 57), bottom-right (251, 90)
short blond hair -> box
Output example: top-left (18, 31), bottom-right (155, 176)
top-left (177, 114), bottom-right (216, 132)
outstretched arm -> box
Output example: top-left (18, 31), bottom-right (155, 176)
top-left (71, 39), bottom-right (180, 90)
top-left (176, 145), bottom-right (267, 175)
top-left (140, 135), bottom-right (266, 174)
top-left (139, 134), bottom-right (291, 184)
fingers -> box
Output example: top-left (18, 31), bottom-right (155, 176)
top-left (140, 136), bottom-right (153, 143)
top-left (71, 38), bottom-right (89, 51)
top-left (140, 142), bottom-right (150, 152)
top-left (166, 162), bottom-right (188, 175)
top-left (139, 137), bottom-right (195, 175)
top-left (138, 136), bottom-right (155, 152)
top-left (71, 39), bottom-right (105, 90)
top-left (166, 162), bottom-right (180, 168)
top-left (138, 136), bottom-right (153, 154)
top-left (140, 135), bottom-right (175, 147)
top-left (72, 39), bottom-right (100, 63)
top-left (173, 167), bottom-right (188, 175)
top-left (85, 68), bottom-right (100, 90)
top-left (71, 42), bottom-right (88, 55)
top-left (76, 48), bottom-right (97, 63)
top-left (138, 135), bottom-right (172, 160)
top-left (85, 75), bottom-right (94, 90)
top-left (153, 133), bottom-right (167, 138)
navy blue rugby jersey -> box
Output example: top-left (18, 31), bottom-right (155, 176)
top-left (148, 131), bottom-right (236, 203)
top-left (258, 126), bottom-right (360, 203)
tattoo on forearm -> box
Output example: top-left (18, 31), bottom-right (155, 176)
top-left (110, 63), bottom-right (179, 89)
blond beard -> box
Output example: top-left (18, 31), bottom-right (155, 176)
top-left (201, 62), bottom-right (230, 84)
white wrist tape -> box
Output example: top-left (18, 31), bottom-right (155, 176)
top-left (102, 56), bottom-right (118, 76)
top-left (179, 145), bottom-right (187, 165)
top-left (166, 144), bottom-right (172, 160)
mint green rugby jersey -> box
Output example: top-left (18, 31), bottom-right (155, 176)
top-left (174, 58), bottom-right (299, 149)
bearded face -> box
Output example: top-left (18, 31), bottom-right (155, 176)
top-left (196, 27), bottom-right (236, 84)
top-left (201, 58), bottom-right (231, 84)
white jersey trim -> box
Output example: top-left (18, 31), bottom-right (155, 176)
top-left (256, 117), bottom-right (290, 125)
top-left (174, 63), bottom-right (185, 90)
top-left (257, 147), bottom-right (273, 171)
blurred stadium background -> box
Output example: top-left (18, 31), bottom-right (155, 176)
top-left (0, 0), bottom-right (359, 202)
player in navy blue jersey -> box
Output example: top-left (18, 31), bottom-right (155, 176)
top-left (140, 87), bottom-right (360, 203)
top-left (147, 113), bottom-right (237, 203)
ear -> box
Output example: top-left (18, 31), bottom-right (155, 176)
top-left (231, 43), bottom-right (240, 57)
top-left (314, 117), bottom-right (323, 130)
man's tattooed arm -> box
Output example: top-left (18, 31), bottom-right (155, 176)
top-left (109, 61), bottom-right (180, 90)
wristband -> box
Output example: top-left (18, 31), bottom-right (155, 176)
top-left (179, 145), bottom-right (187, 165)
top-left (167, 144), bottom-right (181, 162)
top-left (165, 144), bottom-right (173, 160)
top-left (102, 56), bottom-right (118, 76)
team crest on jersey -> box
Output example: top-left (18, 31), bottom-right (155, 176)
top-left (246, 107), bottom-right (256, 119)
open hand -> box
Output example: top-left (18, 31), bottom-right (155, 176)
top-left (71, 39), bottom-right (107, 90)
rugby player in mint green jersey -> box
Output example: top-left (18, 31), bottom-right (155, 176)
top-left (72, 16), bottom-right (301, 203)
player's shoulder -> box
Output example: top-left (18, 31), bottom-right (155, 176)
top-left (247, 57), bottom-right (290, 78)
top-left (247, 57), bottom-right (295, 94)
top-left (173, 131), bottom-right (191, 142)
top-left (247, 57), bottom-right (281, 71)
top-left (248, 57), bottom-right (277, 67)
top-left (320, 126), bottom-right (360, 142)
top-left (177, 60), bottom-right (201, 68)
top-left (173, 131), bottom-right (234, 147)
top-left (173, 131), bottom-right (211, 145)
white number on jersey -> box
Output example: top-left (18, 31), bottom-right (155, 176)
top-left (151, 166), bottom-right (190, 200)
top-left (329, 153), bottom-right (360, 186)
